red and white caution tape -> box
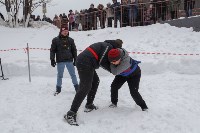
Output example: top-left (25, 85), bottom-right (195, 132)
top-left (1, 48), bottom-right (200, 56)
top-left (0, 48), bottom-right (21, 52)
top-left (128, 52), bottom-right (200, 56)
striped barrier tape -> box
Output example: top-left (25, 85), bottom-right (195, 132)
top-left (0, 48), bottom-right (21, 52)
top-left (0, 48), bottom-right (200, 56)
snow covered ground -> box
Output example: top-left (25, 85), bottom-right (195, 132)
top-left (0, 23), bottom-right (200, 133)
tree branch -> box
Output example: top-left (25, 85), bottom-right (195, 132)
top-left (0, 0), bottom-right (5, 5)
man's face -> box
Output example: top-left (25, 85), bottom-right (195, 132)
top-left (113, 0), bottom-right (117, 3)
top-left (111, 59), bottom-right (121, 65)
top-left (61, 30), bottom-right (68, 36)
top-left (90, 5), bottom-right (94, 8)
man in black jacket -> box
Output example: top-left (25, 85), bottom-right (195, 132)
top-left (50, 26), bottom-right (78, 96)
top-left (64, 39), bottom-right (123, 126)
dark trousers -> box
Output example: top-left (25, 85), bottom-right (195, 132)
top-left (69, 22), bottom-right (75, 31)
top-left (70, 63), bottom-right (99, 113)
top-left (107, 17), bottom-right (113, 27)
top-left (110, 67), bottom-right (147, 109)
top-left (114, 14), bottom-right (121, 28)
top-left (170, 11), bottom-right (175, 20)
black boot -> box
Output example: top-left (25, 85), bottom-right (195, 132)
top-left (84, 104), bottom-right (98, 112)
top-left (64, 111), bottom-right (78, 126)
top-left (54, 86), bottom-right (61, 96)
top-left (141, 106), bottom-right (148, 111)
top-left (74, 84), bottom-right (79, 92)
top-left (141, 103), bottom-right (148, 111)
top-left (109, 103), bottom-right (117, 108)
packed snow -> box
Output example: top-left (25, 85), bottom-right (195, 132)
top-left (0, 23), bottom-right (200, 133)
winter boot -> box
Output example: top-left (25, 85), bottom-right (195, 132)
top-left (141, 104), bottom-right (148, 111)
top-left (64, 111), bottom-right (78, 126)
top-left (54, 86), bottom-right (61, 96)
top-left (142, 106), bottom-right (148, 111)
top-left (74, 84), bottom-right (79, 92)
top-left (84, 104), bottom-right (98, 112)
top-left (109, 103), bottom-right (117, 108)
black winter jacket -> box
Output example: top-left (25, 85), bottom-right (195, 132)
top-left (50, 35), bottom-right (77, 63)
top-left (76, 40), bottom-right (122, 72)
top-left (184, 0), bottom-right (195, 10)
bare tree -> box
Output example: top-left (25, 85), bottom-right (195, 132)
top-left (23, 0), bottom-right (52, 27)
top-left (0, 0), bottom-right (52, 27)
top-left (23, 0), bottom-right (32, 27)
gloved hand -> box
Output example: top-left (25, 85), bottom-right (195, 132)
top-left (51, 60), bottom-right (56, 67)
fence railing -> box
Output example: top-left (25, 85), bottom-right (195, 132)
top-left (67, 1), bottom-right (199, 31)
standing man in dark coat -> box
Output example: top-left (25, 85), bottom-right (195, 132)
top-left (64, 39), bottom-right (123, 126)
top-left (111, 0), bottom-right (121, 28)
top-left (50, 26), bottom-right (79, 96)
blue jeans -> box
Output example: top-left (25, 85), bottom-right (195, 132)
top-left (56, 62), bottom-right (78, 88)
top-left (129, 6), bottom-right (138, 22)
top-left (186, 8), bottom-right (192, 17)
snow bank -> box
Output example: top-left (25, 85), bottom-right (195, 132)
top-left (0, 22), bottom-right (200, 133)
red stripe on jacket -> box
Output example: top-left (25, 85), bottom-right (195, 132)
top-left (87, 47), bottom-right (99, 60)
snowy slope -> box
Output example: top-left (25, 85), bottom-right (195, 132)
top-left (0, 23), bottom-right (200, 133)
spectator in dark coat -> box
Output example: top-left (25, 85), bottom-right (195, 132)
top-left (111, 0), bottom-right (121, 28)
top-left (128, 0), bottom-right (138, 26)
top-left (150, 0), bottom-right (158, 23)
top-left (184, 0), bottom-right (195, 17)
top-left (169, 0), bottom-right (181, 19)
top-left (107, 48), bottom-right (148, 111)
top-left (98, 4), bottom-right (106, 29)
top-left (87, 4), bottom-right (98, 30)
top-left (121, 0), bottom-right (129, 27)
top-left (156, 0), bottom-right (167, 21)
top-left (50, 26), bottom-right (79, 96)
top-left (64, 39), bottom-right (123, 126)
top-left (61, 14), bottom-right (69, 28)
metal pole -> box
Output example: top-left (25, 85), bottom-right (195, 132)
top-left (0, 58), bottom-right (9, 80)
top-left (0, 58), bottom-right (4, 77)
top-left (120, 5), bottom-right (122, 28)
top-left (27, 43), bottom-right (31, 82)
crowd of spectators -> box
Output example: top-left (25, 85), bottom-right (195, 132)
top-left (1, 0), bottom-right (197, 30)
top-left (44, 0), bottom-right (195, 31)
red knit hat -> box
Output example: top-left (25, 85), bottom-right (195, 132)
top-left (60, 26), bottom-right (68, 33)
top-left (108, 49), bottom-right (122, 62)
